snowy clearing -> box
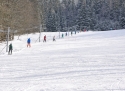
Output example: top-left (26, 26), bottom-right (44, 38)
top-left (0, 30), bottom-right (125, 91)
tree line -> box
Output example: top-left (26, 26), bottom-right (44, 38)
top-left (0, 0), bottom-right (125, 34)
top-left (39, 0), bottom-right (125, 31)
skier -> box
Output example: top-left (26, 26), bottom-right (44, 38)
top-left (27, 38), bottom-right (31, 47)
top-left (75, 31), bottom-right (76, 34)
top-left (65, 32), bottom-right (67, 36)
top-left (84, 29), bottom-right (86, 32)
top-left (71, 31), bottom-right (73, 36)
top-left (53, 36), bottom-right (56, 41)
top-left (62, 33), bottom-right (64, 38)
top-left (8, 43), bottom-right (13, 55)
top-left (43, 35), bottom-right (46, 42)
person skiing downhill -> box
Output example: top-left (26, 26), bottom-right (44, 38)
top-left (8, 43), bottom-right (13, 55)
top-left (27, 38), bottom-right (31, 47)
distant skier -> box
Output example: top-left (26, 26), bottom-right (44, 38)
top-left (65, 32), bottom-right (67, 36)
top-left (84, 29), bottom-right (86, 32)
top-left (43, 35), bottom-right (46, 42)
top-left (75, 31), bottom-right (76, 34)
top-left (62, 33), bottom-right (64, 38)
top-left (8, 43), bottom-right (13, 55)
top-left (27, 38), bottom-right (31, 47)
top-left (71, 31), bottom-right (73, 36)
top-left (53, 36), bottom-right (56, 41)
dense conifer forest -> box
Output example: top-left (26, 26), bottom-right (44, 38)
top-left (0, 0), bottom-right (125, 33)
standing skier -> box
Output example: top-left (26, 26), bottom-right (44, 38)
top-left (43, 35), bottom-right (46, 42)
top-left (62, 33), bottom-right (64, 38)
top-left (27, 38), bottom-right (31, 47)
top-left (53, 36), bottom-right (56, 41)
top-left (75, 31), bottom-right (76, 34)
top-left (8, 43), bottom-right (13, 55)
top-left (65, 32), bottom-right (67, 36)
top-left (71, 31), bottom-right (73, 36)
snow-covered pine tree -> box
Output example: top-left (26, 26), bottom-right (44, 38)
top-left (76, 1), bottom-right (93, 31)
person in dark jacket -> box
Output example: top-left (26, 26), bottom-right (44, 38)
top-left (53, 36), bottom-right (56, 41)
top-left (62, 33), bottom-right (64, 38)
top-left (65, 32), bottom-right (67, 36)
top-left (27, 38), bottom-right (31, 47)
top-left (8, 43), bottom-right (13, 55)
top-left (71, 31), bottom-right (73, 36)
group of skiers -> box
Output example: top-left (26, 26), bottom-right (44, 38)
top-left (62, 31), bottom-right (76, 38)
top-left (43, 35), bottom-right (56, 42)
top-left (8, 31), bottom-right (77, 55)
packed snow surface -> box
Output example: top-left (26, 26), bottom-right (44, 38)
top-left (0, 30), bottom-right (125, 91)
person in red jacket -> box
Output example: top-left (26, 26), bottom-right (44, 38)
top-left (43, 35), bottom-right (46, 42)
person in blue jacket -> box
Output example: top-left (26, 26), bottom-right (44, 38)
top-left (27, 38), bottom-right (31, 47)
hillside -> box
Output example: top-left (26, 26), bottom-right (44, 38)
top-left (0, 30), bottom-right (125, 91)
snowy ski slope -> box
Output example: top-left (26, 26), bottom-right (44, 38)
top-left (0, 30), bottom-right (125, 91)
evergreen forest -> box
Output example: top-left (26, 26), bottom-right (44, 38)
top-left (0, 0), bottom-right (125, 33)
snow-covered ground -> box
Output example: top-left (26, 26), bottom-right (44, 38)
top-left (0, 30), bottom-right (125, 91)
